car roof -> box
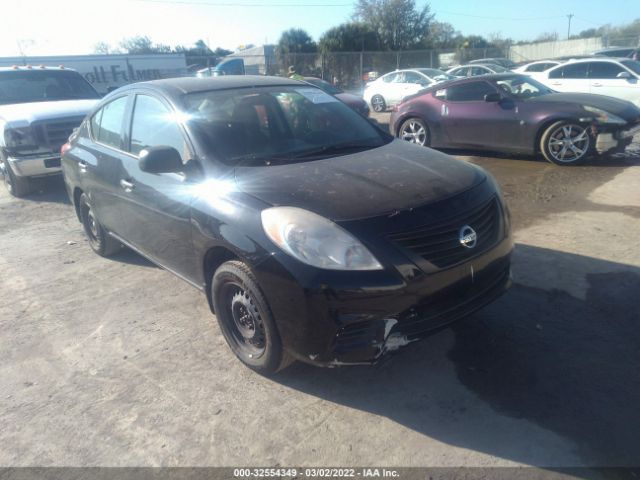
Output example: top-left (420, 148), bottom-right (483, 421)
top-left (563, 57), bottom-right (630, 64)
top-left (118, 75), bottom-right (306, 96)
top-left (426, 72), bottom-right (523, 89)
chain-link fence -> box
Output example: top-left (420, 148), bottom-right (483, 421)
top-left (186, 36), bottom-right (639, 93)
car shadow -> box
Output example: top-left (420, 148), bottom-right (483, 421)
top-left (20, 174), bottom-right (71, 205)
top-left (273, 244), bottom-right (640, 467)
top-left (109, 247), bottom-right (158, 269)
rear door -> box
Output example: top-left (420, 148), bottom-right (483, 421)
top-left (587, 61), bottom-right (639, 102)
top-left (545, 62), bottom-right (590, 93)
top-left (438, 80), bottom-right (520, 148)
top-left (81, 94), bottom-right (131, 237)
top-left (117, 92), bottom-right (198, 280)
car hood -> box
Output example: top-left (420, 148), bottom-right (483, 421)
top-left (234, 140), bottom-right (486, 222)
top-left (529, 92), bottom-right (640, 120)
top-left (0, 99), bottom-right (98, 128)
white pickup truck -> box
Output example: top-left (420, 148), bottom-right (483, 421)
top-left (0, 66), bottom-right (100, 197)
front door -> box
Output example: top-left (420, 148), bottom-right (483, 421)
top-left (439, 80), bottom-right (519, 148)
top-left (117, 93), bottom-right (198, 281)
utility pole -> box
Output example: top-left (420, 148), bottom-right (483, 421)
top-left (567, 14), bottom-right (574, 40)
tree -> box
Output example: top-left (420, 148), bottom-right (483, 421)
top-left (277, 28), bottom-right (317, 75)
top-left (93, 41), bottom-right (113, 55)
top-left (427, 21), bottom-right (460, 49)
top-left (319, 22), bottom-right (379, 52)
top-left (353, 0), bottom-right (434, 50)
top-left (214, 47), bottom-right (233, 57)
top-left (119, 36), bottom-right (171, 54)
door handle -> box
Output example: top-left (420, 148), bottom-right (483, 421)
top-left (78, 160), bottom-right (88, 172)
top-left (592, 82), bottom-right (602, 87)
top-left (550, 82), bottom-right (562, 86)
top-left (441, 104), bottom-right (449, 116)
top-left (120, 179), bottom-right (135, 191)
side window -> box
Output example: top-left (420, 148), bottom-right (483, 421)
top-left (470, 67), bottom-right (487, 76)
top-left (404, 72), bottom-right (427, 84)
top-left (549, 63), bottom-right (588, 79)
top-left (526, 63), bottom-right (545, 72)
top-left (446, 82), bottom-right (497, 102)
top-left (129, 95), bottom-right (189, 161)
top-left (382, 73), bottom-right (398, 83)
top-left (93, 96), bottom-right (128, 149)
top-left (588, 62), bottom-right (626, 79)
top-left (451, 67), bottom-right (467, 76)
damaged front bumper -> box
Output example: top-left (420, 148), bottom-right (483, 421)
top-left (595, 122), bottom-right (640, 155)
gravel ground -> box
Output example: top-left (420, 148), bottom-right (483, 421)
top-left (0, 122), bottom-right (639, 469)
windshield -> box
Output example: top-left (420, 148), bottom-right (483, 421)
top-left (416, 69), bottom-right (455, 81)
top-left (495, 76), bottom-right (554, 99)
top-left (621, 60), bottom-right (640, 75)
top-left (303, 78), bottom-right (343, 94)
top-left (0, 70), bottom-right (100, 105)
top-left (185, 86), bottom-right (389, 166)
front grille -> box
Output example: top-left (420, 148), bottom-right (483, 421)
top-left (33, 117), bottom-right (84, 152)
top-left (388, 196), bottom-right (501, 268)
top-left (334, 320), bottom-right (379, 353)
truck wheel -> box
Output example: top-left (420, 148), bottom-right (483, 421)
top-left (540, 121), bottom-right (592, 166)
top-left (78, 193), bottom-right (121, 257)
top-left (0, 154), bottom-right (32, 197)
top-left (212, 260), bottom-right (293, 374)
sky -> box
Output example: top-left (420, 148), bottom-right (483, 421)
top-left (1, 0), bottom-right (637, 57)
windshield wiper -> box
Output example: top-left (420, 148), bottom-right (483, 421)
top-left (291, 142), bottom-right (378, 159)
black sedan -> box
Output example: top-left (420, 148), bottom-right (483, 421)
top-left (62, 76), bottom-right (512, 373)
top-left (303, 77), bottom-right (369, 116)
top-left (390, 74), bottom-right (640, 165)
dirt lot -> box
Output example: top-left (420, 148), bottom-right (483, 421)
top-left (1, 120), bottom-right (639, 468)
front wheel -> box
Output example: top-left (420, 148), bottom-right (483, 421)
top-left (0, 153), bottom-right (32, 197)
top-left (370, 94), bottom-right (386, 112)
top-left (399, 118), bottom-right (430, 146)
top-left (212, 260), bottom-right (293, 374)
top-left (540, 121), bottom-right (592, 165)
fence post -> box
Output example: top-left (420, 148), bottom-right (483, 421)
top-left (396, 51), bottom-right (400, 70)
top-left (359, 52), bottom-right (364, 93)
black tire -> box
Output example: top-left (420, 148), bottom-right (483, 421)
top-left (212, 260), bottom-right (293, 374)
top-left (0, 152), bottom-right (32, 197)
top-left (540, 121), bottom-right (592, 166)
top-left (398, 117), bottom-right (430, 146)
top-left (371, 94), bottom-right (386, 113)
top-left (78, 193), bottom-right (121, 257)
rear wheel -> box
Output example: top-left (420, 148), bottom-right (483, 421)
top-left (0, 153), bottom-right (32, 197)
top-left (371, 95), bottom-right (386, 112)
top-left (78, 193), bottom-right (121, 257)
top-left (399, 118), bottom-right (430, 146)
top-left (540, 121), bottom-right (592, 165)
top-left (212, 260), bottom-right (293, 374)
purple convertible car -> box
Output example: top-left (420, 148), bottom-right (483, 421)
top-left (390, 73), bottom-right (640, 165)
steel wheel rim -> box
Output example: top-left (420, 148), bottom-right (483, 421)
top-left (222, 283), bottom-right (266, 358)
top-left (372, 96), bottom-right (384, 112)
top-left (548, 124), bottom-right (589, 163)
top-left (82, 202), bottom-right (100, 244)
top-left (400, 120), bottom-right (427, 145)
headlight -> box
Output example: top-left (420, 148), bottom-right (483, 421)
top-left (261, 206), bottom-right (383, 271)
top-left (4, 127), bottom-right (37, 150)
top-left (583, 106), bottom-right (626, 125)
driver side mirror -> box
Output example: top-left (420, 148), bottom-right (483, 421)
top-left (616, 71), bottom-right (632, 79)
top-left (484, 92), bottom-right (501, 102)
top-left (139, 146), bottom-right (183, 174)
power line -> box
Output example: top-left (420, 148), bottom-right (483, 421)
top-left (436, 10), bottom-right (565, 21)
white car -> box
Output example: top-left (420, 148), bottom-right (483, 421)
top-left (363, 68), bottom-right (454, 112)
top-left (534, 58), bottom-right (640, 106)
top-left (513, 60), bottom-right (562, 74)
top-left (446, 63), bottom-right (512, 77)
